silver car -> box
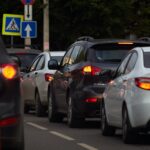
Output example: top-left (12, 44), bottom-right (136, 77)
top-left (22, 51), bottom-right (65, 116)
top-left (101, 47), bottom-right (150, 143)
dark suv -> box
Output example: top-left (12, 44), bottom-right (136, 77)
top-left (0, 37), bottom-right (24, 149)
top-left (48, 37), bottom-right (150, 128)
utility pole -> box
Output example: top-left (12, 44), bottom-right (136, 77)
top-left (43, 0), bottom-right (49, 51)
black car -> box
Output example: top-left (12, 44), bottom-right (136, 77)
top-left (7, 48), bottom-right (41, 73)
top-left (0, 37), bottom-right (24, 149)
top-left (48, 37), bottom-right (150, 128)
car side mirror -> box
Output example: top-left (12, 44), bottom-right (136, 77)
top-left (48, 59), bottom-right (59, 70)
top-left (20, 66), bottom-right (29, 73)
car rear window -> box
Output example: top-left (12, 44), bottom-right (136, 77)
top-left (88, 43), bottom-right (150, 63)
top-left (10, 53), bottom-right (38, 68)
top-left (143, 52), bottom-right (150, 68)
top-left (51, 56), bottom-right (63, 63)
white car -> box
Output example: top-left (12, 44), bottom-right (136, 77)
top-left (22, 51), bottom-right (65, 116)
top-left (101, 47), bottom-right (150, 143)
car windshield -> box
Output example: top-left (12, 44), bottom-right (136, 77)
top-left (10, 53), bottom-right (38, 68)
top-left (143, 52), bottom-right (150, 68)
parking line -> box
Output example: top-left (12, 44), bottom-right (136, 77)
top-left (26, 122), bottom-right (48, 131)
top-left (50, 131), bottom-right (75, 141)
top-left (77, 143), bottom-right (98, 150)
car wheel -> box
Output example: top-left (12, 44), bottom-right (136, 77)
top-left (101, 103), bottom-right (115, 136)
top-left (35, 92), bottom-right (45, 117)
top-left (48, 91), bottom-right (63, 122)
top-left (67, 96), bottom-right (84, 128)
top-left (122, 107), bottom-right (137, 144)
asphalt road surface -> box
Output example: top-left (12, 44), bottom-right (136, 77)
top-left (24, 113), bottom-right (150, 150)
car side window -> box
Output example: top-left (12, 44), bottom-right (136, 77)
top-left (69, 46), bottom-right (81, 64)
top-left (36, 55), bottom-right (45, 70)
top-left (116, 53), bottom-right (131, 77)
top-left (30, 57), bottom-right (40, 72)
top-left (125, 52), bottom-right (138, 74)
top-left (61, 47), bottom-right (74, 66)
top-left (74, 46), bottom-right (85, 63)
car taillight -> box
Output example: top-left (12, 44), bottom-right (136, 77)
top-left (85, 98), bottom-right (97, 103)
top-left (1, 64), bottom-right (17, 79)
top-left (45, 73), bottom-right (53, 81)
top-left (82, 66), bottom-right (101, 75)
top-left (0, 117), bottom-right (18, 127)
top-left (135, 77), bottom-right (150, 90)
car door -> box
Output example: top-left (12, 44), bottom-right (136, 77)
top-left (34, 55), bottom-right (47, 104)
top-left (22, 56), bottom-right (40, 103)
top-left (105, 53), bottom-right (132, 126)
top-left (53, 45), bottom-right (81, 113)
top-left (107, 52), bottom-right (138, 126)
top-left (53, 47), bottom-right (74, 112)
top-left (116, 52), bottom-right (138, 124)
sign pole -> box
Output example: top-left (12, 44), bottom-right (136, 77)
top-left (11, 36), bottom-right (14, 48)
top-left (24, 4), bottom-right (32, 48)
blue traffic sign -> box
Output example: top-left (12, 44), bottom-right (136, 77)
top-left (21, 21), bottom-right (37, 38)
top-left (2, 14), bottom-right (23, 36)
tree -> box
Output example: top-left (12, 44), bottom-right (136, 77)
top-left (50, 0), bottom-right (150, 50)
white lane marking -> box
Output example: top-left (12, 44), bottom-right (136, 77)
top-left (26, 122), bottom-right (48, 131)
top-left (50, 131), bottom-right (75, 141)
top-left (77, 143), bottom-right (98, 150)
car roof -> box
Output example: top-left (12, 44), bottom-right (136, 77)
top-left (140, 47), bottom-right (150, 52)
top-left (50, 51), bottom-right (65, 56)
top-left (6, 48), bottom-right (41, 54)
top-left (39, 51), bottom-right (65, 56)
top-left (74, 38), bottom-right (150, 46)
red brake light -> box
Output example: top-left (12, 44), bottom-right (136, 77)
top-left (85, 98), bottom-right (97, 103)
top-left (45, 73), bottom-right (53, 81)
top-left (0, 117), bottom-right (18, 127)
top-left (135, 77), bottom-right (150, 90)
top-left (1, 64), bottom-right (17, 79)
top-left (82, 66), bottom-right (101, 75)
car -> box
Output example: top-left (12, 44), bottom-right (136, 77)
top-left (101, 46), bottom-right (150, 144)
top-left (47, 36), bottom-right (150, 128)
top-left (7, 48), bottom-right (41, 74)
top-left (0, 37), bottom-right (24, 149)
top-left (22, 51), bottom-right (65, 116)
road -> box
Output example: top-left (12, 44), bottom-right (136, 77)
top-left (24, 113), bottom-right (150, 150)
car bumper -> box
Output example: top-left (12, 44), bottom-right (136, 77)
top-left (0, 119), bottom-right (24, 149)
top-left (72, 84), bottom-right (106, 118)
top-left (127, 88), bottom-right (150, 129)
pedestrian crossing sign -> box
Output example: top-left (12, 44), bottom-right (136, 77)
top-left (2, 14), bottom-right (24, 36)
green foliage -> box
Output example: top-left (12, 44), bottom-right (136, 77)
top-left (50, 0), bottom-right (150, 50)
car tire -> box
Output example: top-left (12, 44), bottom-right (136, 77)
top-left (122, 106), bottom-right (137, 144)
top-left (101, 103), bottom-right (115, 136)
top-left (35, 92), bottom-right (45, 117)
top-left (48, 91), bottom-right (63, 122)
top-left (67, 96), bottom-right (84, 128)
